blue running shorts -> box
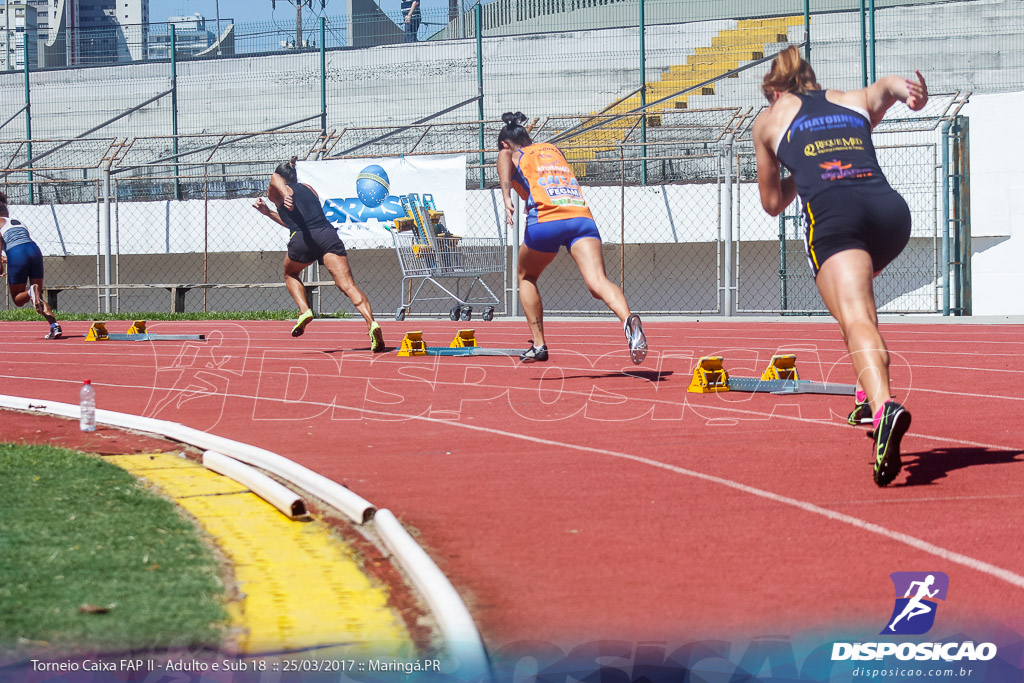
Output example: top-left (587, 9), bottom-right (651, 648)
top-left (523, 216), bottom-right (602, 254)
top-left (5, 242), bottom-right (44, 285)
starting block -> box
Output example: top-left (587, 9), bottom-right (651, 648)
top-left (85, 321), bottom-right (111, 341)
top-left (698, 354), bottom-right (856, 395)
top-left (85, 320), bottom-right (205, 342)
top-left (396, 329), bottom-right (520, 357)
top-left (760, 354), bottom-right (799, 381)
top-left (449, 329), bottom-right (477, 348)
top-left (398, 331), bottom-right (427, 356)
top-left (688, 356), bottom-right (730, 393)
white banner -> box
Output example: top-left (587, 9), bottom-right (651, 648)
top-left (296, 155), bottom-right (467, 245)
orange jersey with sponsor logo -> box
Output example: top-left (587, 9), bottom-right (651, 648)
top-left (510, 143), bottom-right (593, 223)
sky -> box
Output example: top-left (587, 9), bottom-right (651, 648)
top-left (149, 0), bottom-right (472, 27)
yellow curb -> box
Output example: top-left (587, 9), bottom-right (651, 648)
top-left (107, 452), bottom-right (414, 657)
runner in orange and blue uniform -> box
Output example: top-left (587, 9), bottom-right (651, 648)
top-left (497, 111), bottom-right (647, 364)
top-left (753, 46), bottom-right (928, 486)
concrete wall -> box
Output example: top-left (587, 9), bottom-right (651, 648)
top-left (959, 92), bottom-right (1024, 315)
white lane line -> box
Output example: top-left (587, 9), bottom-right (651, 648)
top-left (4, 370), bottom-right (1024, 453)
top-left (4, 378), bottom-right (1024, 592)
top-left (823, 493), bottom-right (1024, 506)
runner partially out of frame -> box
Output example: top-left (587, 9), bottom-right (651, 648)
top-left (0, 192), bottom-right (62, 340)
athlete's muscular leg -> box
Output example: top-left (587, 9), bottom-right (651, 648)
top-left (518, 245), bottom-right (557, 348)
top-left (323, 253), bottom-right (375, 326)
top-left (815, 249), bottom-right (892, 415)
top-left (568, 237), bottom-right (631, 321)
top-left (28, 278), bottom-right (56, 323)
top-left (283, 256), bottom-right (313, 312)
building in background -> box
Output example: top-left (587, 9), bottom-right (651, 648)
top-left (0, 2), bottom-right (38, 70)
top-left (41, 0), bottom-right (148, 66)
top-left (148, 13), bottom-right (233, 59)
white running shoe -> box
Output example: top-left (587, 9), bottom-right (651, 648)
top-left (624, 314), bottom-right (648, 365)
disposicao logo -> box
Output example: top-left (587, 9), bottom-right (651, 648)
top-left (831, 572), bottom-right (998, 663)
top-left (882, 571), bottom-right (948, 635)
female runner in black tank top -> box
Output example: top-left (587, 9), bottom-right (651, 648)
top-left (252, 157), bottom-right (385, 350)
top-left (752, 46), bottom-right (927, 487)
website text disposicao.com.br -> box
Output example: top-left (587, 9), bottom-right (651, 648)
top-left (850, 665), bottom-right (979, 679)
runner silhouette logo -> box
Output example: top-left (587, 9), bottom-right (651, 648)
top-left (882, 572), bottom-right (949, 635)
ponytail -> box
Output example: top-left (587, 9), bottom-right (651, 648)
top-left (274, 156), bottom-right (298, 183)
top-left (497, 111), bottom-right (532, 150)
top-left (761, 45), bottom-right (819, 102)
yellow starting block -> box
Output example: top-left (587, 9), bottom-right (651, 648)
top-left (398, 331), bottom-right (427, 357)
top-left (85, 321), bottom-right (110, 341)
top-left (688, 356), bottom-right (730, 393)
top-left (760, 354), bottom-right (799, 381)
top-left (449, 329), bottom-right (476, 348)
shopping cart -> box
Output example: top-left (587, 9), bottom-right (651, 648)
top-left (391, 193), bottom-right (504, 322)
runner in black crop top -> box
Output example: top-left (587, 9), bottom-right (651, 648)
top-left (775, 89), bottom-right (889, 203)
top-left (252, 158), bottom-right (385, 351)
top-left (752, 45), bottom-right (927, 488)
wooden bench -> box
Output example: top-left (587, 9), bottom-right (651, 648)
top-left (46, 281), bottom-right (338, 313)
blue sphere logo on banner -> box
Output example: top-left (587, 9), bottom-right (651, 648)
top-left (297, 155), bottom-right (467, 241)
top-left (355, 165), bottom-right (390, 208)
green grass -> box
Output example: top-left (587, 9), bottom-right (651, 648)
top-left (0, 444), bottom-right (228, 654)
top-left (0, 309), bottom-right (353, 322)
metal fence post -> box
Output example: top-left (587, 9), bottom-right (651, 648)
top-left (639, 0), bottom-right (647, 186)
top-left (475, 3), bottom-right (484, 190)
top-left (23, 40), bottom-right (33, 204)
top-left (958, 115), bottom-right (972, 316)
top-left (940, 120), bottom-right (951, 315)
top-left (320, 17), bottom-right (327, 135)
top-left (869, 0), bottom-right (876, 83)
top-left (859, 0), bottom-right (867, 87)
top-left (951, 118), bottom-right (963, 314)
top-left (171, 25), bottom-right (181, 200)
top-left (803, 0), bottom-right (810, 62)
top-left (722, 134), bottom-right (734, 317)
top-left (511, 195), bottom-right (520, 317)
top-left (102, 161), bottom-right (113, 313)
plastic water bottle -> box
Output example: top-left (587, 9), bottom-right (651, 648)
top-left (80, 380), bottom-right (96, 432)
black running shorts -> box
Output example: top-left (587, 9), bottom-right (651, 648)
top-left (801, 185), bottom-right (912, 277)
top-left (287, 227), bottom-right (348, 264)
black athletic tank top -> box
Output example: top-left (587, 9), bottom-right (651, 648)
top-left (775, 90), bottom-right (888, 204)
top-left (278, 182), bottom-right (333, 232)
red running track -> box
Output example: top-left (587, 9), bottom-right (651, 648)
top-left (2, 317), bottom-right (1023, 651)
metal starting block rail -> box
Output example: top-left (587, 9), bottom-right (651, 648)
top-left (726, 377), bottom-right (856, 395)
top-left (85, 321), bottom-right (206, 342)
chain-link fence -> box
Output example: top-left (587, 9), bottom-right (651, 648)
top-left (1, 98), bottom-right (966, 319)
top-left (1, 0), bottom-right (990, 317)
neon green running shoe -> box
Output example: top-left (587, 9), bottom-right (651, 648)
top-left (847, 399), bottom-right (872, 426)
top-left (291, 309), bottom-right (314, 337)
top-left (871, 401), bottom-right (912, 487)
top-left (369, 321), bottom-right (385, 353)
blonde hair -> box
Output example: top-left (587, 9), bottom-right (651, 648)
top-left (761, 45), bottom-right (819, 102)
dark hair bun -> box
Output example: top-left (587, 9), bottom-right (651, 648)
top-left (502, 111), bottom-right (527, 126)
top-left (0, 191), bottom-right (7, 205)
